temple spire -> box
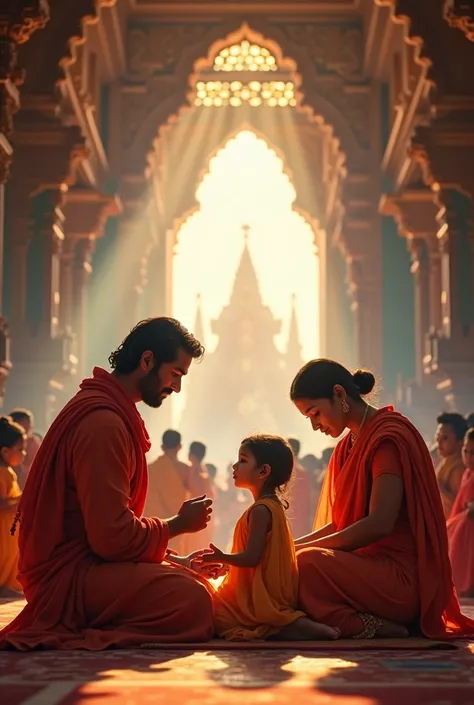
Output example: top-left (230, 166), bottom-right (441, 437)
top-left (286, 293), bottom-right (304, 370)
top-left (193, 292), bottom-right (205, 345)
top-left (228, 224), bottom-right (261, 305)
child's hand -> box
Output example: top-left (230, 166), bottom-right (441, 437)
top-left (200, 543), bottom-right (226, 563)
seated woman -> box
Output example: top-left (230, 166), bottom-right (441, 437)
top-left (290, 358), bottom-right (474, 640)
top-left (447, 428), bottom-right (474, 598)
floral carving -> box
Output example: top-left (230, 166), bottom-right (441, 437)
top-left (128, 24), bottom-right (213, 76)
top-left (276, 23), bottom-right (363, 78)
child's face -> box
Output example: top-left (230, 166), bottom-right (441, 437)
top-left (232, 444), bottom-right (268, 490)
top-left (462, 440), bottom-right (474, 470)
top-left (1, 437), bottom-right (27, 468)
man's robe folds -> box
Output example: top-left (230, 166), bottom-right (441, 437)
top-left (0, 367), bottom-right (213, 650)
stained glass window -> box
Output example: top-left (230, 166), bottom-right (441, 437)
top-left (194, 40), bottom-right (296, 108)
top-left (213, 40), bottom-right (278, 72)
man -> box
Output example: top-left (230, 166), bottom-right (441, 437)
top-left (145, 429), bottom-right (192, 555)
top-left (287, 437), bottom-right (312, 538)
top-left (9, 409), bottom-right (41, 490)
top-left (0, 318), bottom-right (218, 650)
top-left (435, 411), bottom-right (468, 517)
top-left (187, 441), bottom-right (214, 551)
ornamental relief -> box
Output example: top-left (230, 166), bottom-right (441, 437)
top-left (305, 80), bottom-right (371, 151)
top-left (120, 81), bottom-right (180, 150)
top-left (127, 23), bottom-right (216, 76)
top-left (274, 23), bottom-right (364, 79)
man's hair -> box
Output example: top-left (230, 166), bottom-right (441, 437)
top-left (162, 429), bottom-right (181, 449)
top-left (189, 441), bottom-right (206, 462)
top-left (466, 412), bottom-right (474, 430)
top-left (108, 317), bottom-right (204, 374)
top-left (437, 412), bottom-right (468, 441)
top-left (9, 408), bottom-right (33, 426)
top-left (287, 437), bottom-right (301, 457)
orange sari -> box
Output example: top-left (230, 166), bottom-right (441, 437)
top-left (297, 406), bottom-right (474, 639)
top-left (447, 469), bottom-right (474, 596)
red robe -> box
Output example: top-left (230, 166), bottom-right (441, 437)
top-left (297, 407), bottom-right (474, 639)
top-left (447, 469), bottom-right (474, 596)
top-left (0, 367), bottom-right (213, 650)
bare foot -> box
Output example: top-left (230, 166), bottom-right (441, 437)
top-left (270, 616), bottom-right (340, 641)
top-left (375, 620), bottom-right (409, 638)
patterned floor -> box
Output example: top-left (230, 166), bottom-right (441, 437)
top-left (1, 599), bottom-right (473, 705)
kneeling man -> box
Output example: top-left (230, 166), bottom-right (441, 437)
top-left (0, 318), bottom-right (216, 650)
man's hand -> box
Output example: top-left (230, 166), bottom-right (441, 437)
top-left (168, 495), bottom-right (213, 537)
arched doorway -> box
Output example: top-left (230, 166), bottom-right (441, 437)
top-left (171, 129), bottom-right (320, 464)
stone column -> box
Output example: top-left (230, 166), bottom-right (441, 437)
top-left (423, 189), bottom-right (474, 411)
top-left (380, 190), bottom-right (442, 379)
top-left (0, 1), bottom-right (49, 404)
top-left (73, 237), bottom-right (95, 378)
top-left (407, 237), bottom-right (430, 384)
top-left (61, 188), bottom-right (120, 376)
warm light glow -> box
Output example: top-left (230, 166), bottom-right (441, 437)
top-left (194, 80), bottom-right (296, 108)
top-left (213, 40), bottom-right (278, 72)
top-left (172, 131), bottom-right (319, 429)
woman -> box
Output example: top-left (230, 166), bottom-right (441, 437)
top-left (447, 428), bottom-right (474, 597)
top-left (434, 412), bottom-right (467, 517)
top-left (290, 359), bottom-right (474, 640)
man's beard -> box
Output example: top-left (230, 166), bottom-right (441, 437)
top-left (139, 367), bottom-right (173, 409)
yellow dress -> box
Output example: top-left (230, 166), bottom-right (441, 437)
top-left (214, 497), bottom-right (305, 641)
top-left (0, 466), bottom-right (22, 592)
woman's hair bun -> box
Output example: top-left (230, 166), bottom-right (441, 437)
top-left (352, 369), bottom-right (376, 396)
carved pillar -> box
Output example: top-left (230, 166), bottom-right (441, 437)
top-left (61, 188), bottom-right (120, 376)
top-left (32, 189), bottom-right (65, 337)
top-left (0, 1), bottom-right (49, 404)
top-left (406, 237), bottom-right (430, 384)
top-left (426, 236), bottom-right (443, 334)
top-left (423, 188), bottom-right (474, 411)
top-left (73, 237), bottom-right (94, 378)
top-left (339, 174), bottom-right (383, 376)
top-left (380, 189), bottom-right (441, 384)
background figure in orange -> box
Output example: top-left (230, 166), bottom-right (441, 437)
top-left (201, 434), bottom-right (338, 641)
top-left (447, 428), bottom-right (474, 597)
top-left (300, 453), bottom-right (324, 511)
top-left (9, 409), bottom-right (41, 491)
top-left (145, 429), bottom-right (192, 554)
top-left (287, 438), bottom-right (312, 537)
top-left (435, 412), bottom-right (467, 517)
top-left (186, 441), bottom-right (214, 551)
top-left (290, 358), bottom-right (474, 640)
top-left (0, 416), bottom-right (26, 597)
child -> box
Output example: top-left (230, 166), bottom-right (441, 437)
top-left (0, 416), bottom-right (26, 597)
top-left (200, 434), bottom-right (339, 641)
top-left (447, 428), bottom-right (474, 597)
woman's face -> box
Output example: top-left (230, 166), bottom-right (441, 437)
top-left (462, 439), bottom-right (474, 470)
top-left (294, 395), bottom-right (347, 438)
top-left (435, 424), bottom-right (462, 459)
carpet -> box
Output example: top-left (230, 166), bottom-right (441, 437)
top-left (141, 637), bottom-right (458, 650)
top-left (1, 600), bottom-right (473, 705)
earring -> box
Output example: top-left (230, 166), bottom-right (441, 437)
top-left (341, 399), bottom-right (350, 414)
